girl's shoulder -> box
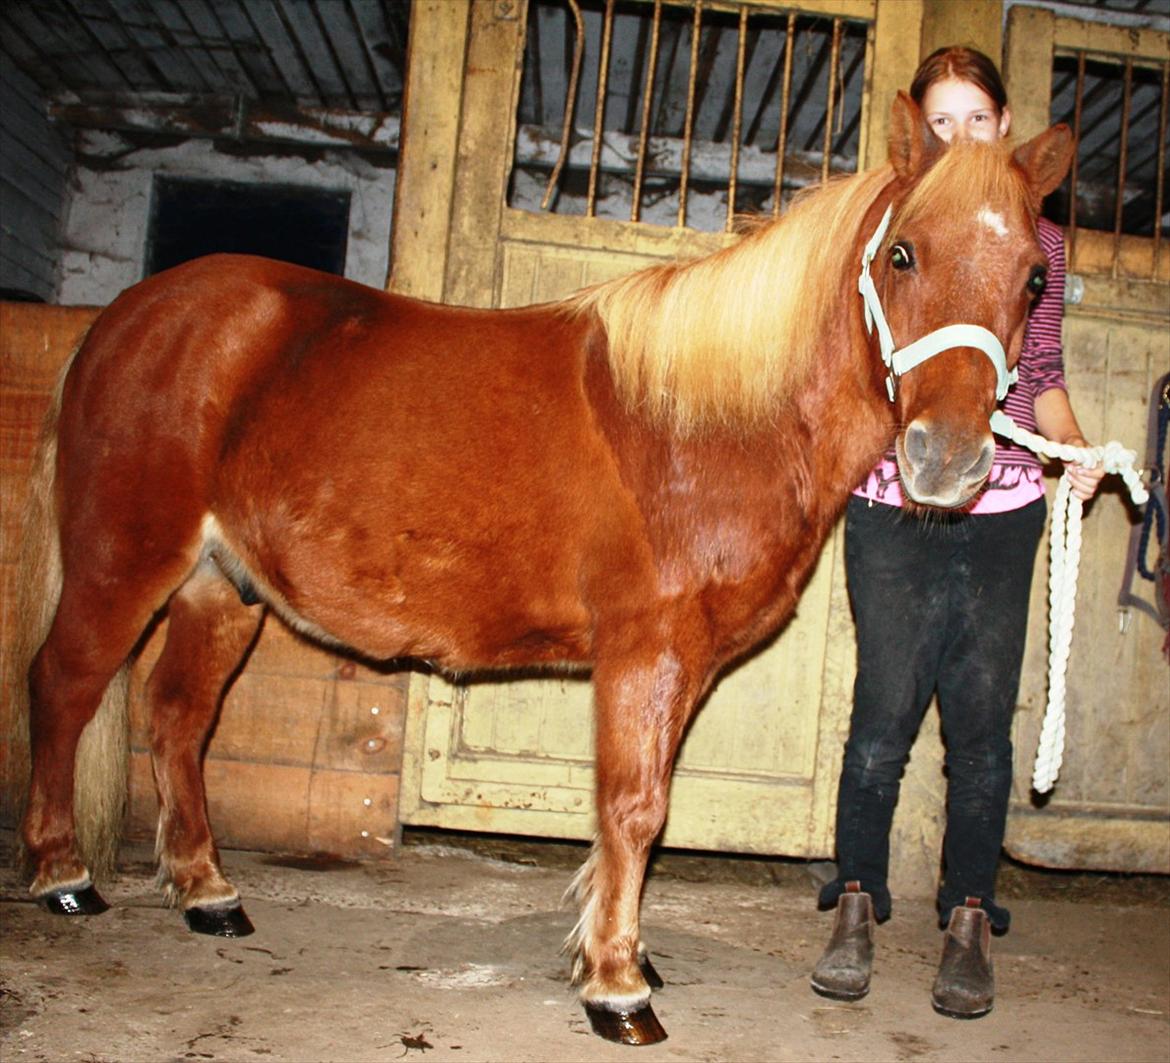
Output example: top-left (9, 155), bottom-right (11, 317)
top-left (1036, 215), bottom-right (1066, 262)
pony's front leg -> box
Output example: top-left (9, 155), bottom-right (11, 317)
top-left (570, 642), bottom-right (706, 1045)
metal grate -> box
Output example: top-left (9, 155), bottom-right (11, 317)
top-left (1047, 49), bottom-right (1170, 272)
top-left (508, 0), bottom-right (869, 232)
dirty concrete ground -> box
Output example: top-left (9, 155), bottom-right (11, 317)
top-left (1, 828), bottom-right (1167, 1063)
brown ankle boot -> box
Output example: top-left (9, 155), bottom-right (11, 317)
top-left (931, 897), bottom-right (994, 1019)
top-left (810, 881), bottom-right (874, 1001)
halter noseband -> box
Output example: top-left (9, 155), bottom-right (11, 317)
top-left (858, 205), bottom-right (1017, 403)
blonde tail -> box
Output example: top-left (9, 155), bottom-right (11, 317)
top-left (4, 352), bottom-right (128, 880)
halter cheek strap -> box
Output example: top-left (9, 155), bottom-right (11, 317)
top-left (858, 205), bottom-right (1018, 403)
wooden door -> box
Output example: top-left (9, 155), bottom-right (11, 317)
top-left (1003, 8), bottom-right (1170, 873)
top-left (392, 0), bottom-right (923, 855)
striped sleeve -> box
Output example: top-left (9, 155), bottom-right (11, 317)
top-left (1017, 216), bottom-right (1068, 397)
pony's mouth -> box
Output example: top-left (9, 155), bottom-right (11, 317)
top-left (895, 426), bottom-right (994, 509)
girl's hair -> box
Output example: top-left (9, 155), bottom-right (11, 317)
top-left (909, 46), bottom-right (1009, 112)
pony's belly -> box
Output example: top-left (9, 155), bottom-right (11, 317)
top-left (203, 514), bottom-right (597, 668)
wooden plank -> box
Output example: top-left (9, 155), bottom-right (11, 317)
top-left (862, 0), bottom-right (923, 170)
top-left (1006, 813), bottom-right (1170, 874)
top-left (1052, 15), bottom-right (1170, 66)
top-left (104, 0), bottom-right (209, 93)
top-left (127, 753), bottom-right (401, 856)
top-left (310, 0), bottom-right (382, 111)
top-left (1004, 6), bottom-right (1055, 143)
top-left (127, 631), bottom-right (408, 775)
top-left (0, 190), bottom-right (63, 269)
top-left (0, 253), bottom-right (51, 302)
top-left (0, 63), bottom-right (72, 174)
top-left (178, 0), bottom-right (266, 95)
top-left (444, 1), bottom-right (526, 307)
top-left (152, 0), bottom-right (234, 92)
top-left (275, 0), bottom-right (356, 108)
top-left (919, 0), bottom-right (1001, 74)
top-left (387, 0), bottom-right (472, 301)
top-left (347, 0), bottom-right (408, 109)
top-left (208, 0), bottom-right (291, 98)
top-left (1070, 230), bottom-right (1170, 284)
top-left (66, 0), bottom-right (159, 91)
top-left (49, 96), bottom-right (401, 153)
top-left (235, 0), bottom-right (320, 102)
top-left (0, 140), bottom-right (68, 217)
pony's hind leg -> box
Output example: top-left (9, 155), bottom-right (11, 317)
top-left (24, 579), bottom-right (174, 913)
top-left (570, 626), bottom-right (710, 1045)
top-left (146, 562), bottom-right (264, 937)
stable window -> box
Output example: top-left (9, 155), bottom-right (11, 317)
top-left (509, 0), bottom-right (868, 232)
top-left (146, 177), bottom-right (351, 277)
top-left (1048, 52), bottom-right (1168, 242)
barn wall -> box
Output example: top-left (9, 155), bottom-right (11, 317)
top-left (0, 53), bottom-right (70, 301)
top-left (56, 131), bottom-right (397, 305)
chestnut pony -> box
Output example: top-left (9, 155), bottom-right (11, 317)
top-left (14, 96), bottom-right (1071, 1045)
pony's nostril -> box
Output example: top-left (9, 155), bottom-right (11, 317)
top-left (967, 440), bottom-right (995, 480)
top-left (904, 423), bottom-right (930, 466)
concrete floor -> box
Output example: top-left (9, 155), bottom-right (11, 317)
top-left (1, 830), bottom-right (1167, 1063)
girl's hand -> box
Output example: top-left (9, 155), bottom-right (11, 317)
top-left (1063, 436), bottom-right (1106, 501)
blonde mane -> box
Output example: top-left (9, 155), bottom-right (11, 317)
top-left (895, 139), bottom-right (1032, 234)
top-left (566, 165), bottom-right (892, 434)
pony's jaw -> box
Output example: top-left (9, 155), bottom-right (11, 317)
top-left (894, 421), bottom-right (995, 508)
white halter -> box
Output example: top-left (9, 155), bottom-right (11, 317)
top-left (858, 205), bottom-right (1018, 403)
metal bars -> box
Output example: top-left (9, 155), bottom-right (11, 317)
top-left (586, 0), bottom-right (617, 217)
top-left (513, 0), bottom-right (865, 233)
top-left (822, 18), bottom-right (842, 185)
top-left (1113, 58), bottom-right (1133, 278)
top-left (726, 6), bottom-right (749, 231)
top-left (771, 13), bottom-right (795, 218)
top-left (677, 0), bottom-right (703, 228)
top-left (631, 0), bottom-right (664, 223)
top-left (1053, 48), bottom-right (1169, 278)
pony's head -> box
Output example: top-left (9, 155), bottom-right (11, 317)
top-left (874, 92), bottom-right (1074, 507)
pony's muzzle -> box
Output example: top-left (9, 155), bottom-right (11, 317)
top-left (898, 421), bottom-right (995, 508)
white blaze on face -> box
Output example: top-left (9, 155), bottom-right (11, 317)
top-left (977, 207), bottom-right (1009, 238)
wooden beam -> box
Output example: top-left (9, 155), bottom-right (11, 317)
top-left (49, 93), bottom-right (401, 153)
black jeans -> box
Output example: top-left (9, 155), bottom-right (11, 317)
top-left (819, 494), bottom-right (1046, 932)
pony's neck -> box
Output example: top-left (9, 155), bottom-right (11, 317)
top-left (571, 166), bottom-right (895, 437)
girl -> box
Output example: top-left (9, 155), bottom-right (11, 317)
top-left (810, 46), bottom-right (1104, 1020)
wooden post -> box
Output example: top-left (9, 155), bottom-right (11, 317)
top-left (388, 0), bottom-right (474, 301)
top-left (1004, 5), bottom-right (1055, 143)
top-left (919, 0), bottom-right (1003, 68)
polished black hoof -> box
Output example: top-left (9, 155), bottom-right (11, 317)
top-left (584, 1002), bottom-right (667, 1045)
top-left (38, 884), bottom-right (110, 916)
top-left (639, 953), bottom-right (665, 990)
top-left (184, 903), bottom-right (255, 938)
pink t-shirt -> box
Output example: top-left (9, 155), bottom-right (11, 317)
top-left (853, 216), bottom-right (1068, 514)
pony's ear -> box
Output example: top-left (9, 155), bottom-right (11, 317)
top-left (1012, 123), bottom-right (1075, 206)
top-left (888, 91), bottom-right (945, 180)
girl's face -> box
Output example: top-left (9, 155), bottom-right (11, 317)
top-left (921, 77), bottom-right (1011, 143)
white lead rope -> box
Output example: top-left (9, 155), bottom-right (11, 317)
top-left (989, 411), bottom-right (1149, 792)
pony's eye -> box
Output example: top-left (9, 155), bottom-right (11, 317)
top-left (1027, 266), bottom-right (1047, 298)
top-left (890, 243), bottom-right (915, 271)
